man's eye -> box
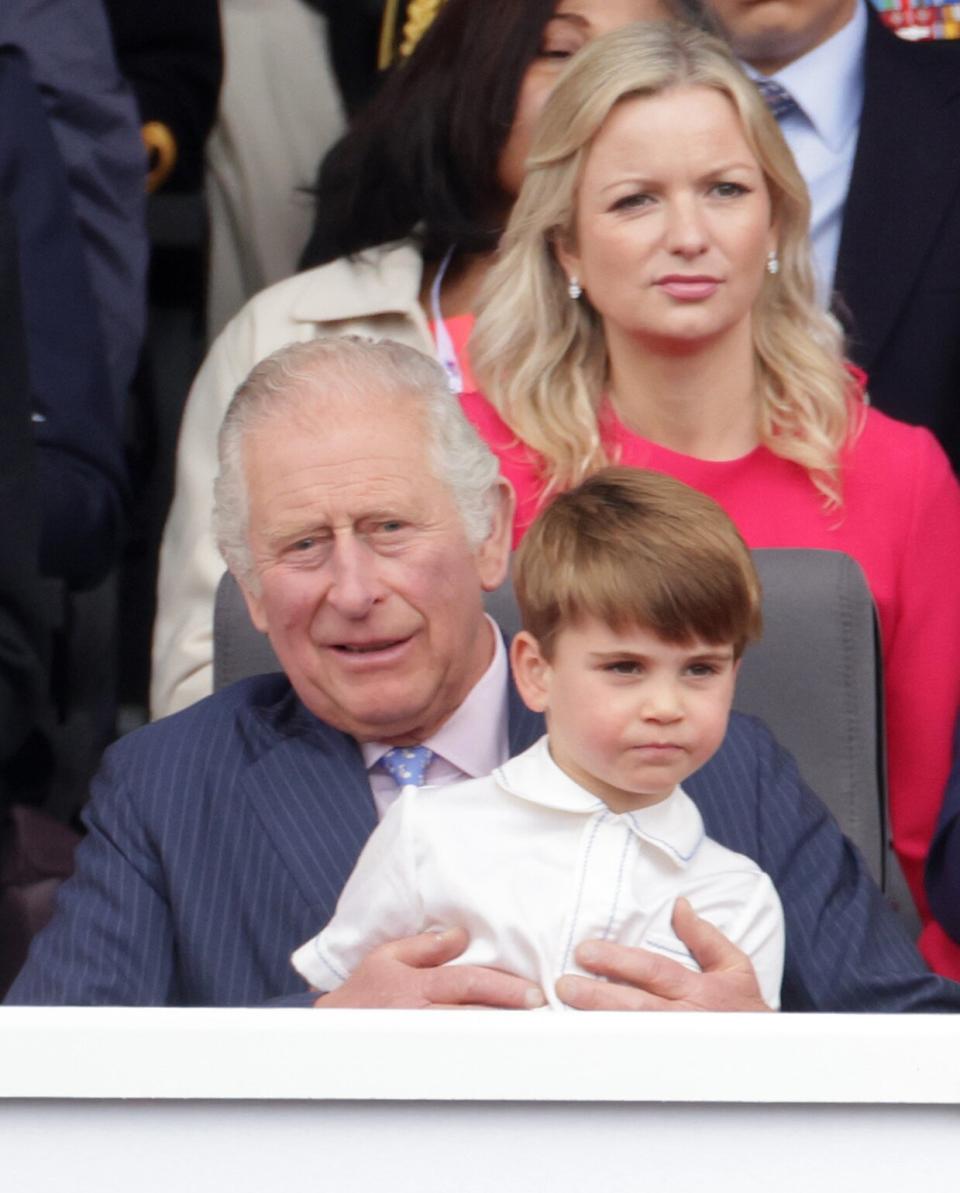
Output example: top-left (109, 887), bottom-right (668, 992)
top-left (292, 538), bottom-right (316, 551)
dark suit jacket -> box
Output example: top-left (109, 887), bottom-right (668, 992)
top-left (0, 196), bottom-right (49, 811)
top-left (0, 48), bottom-right (127, 590)
top-left (103, 0), bottom-right (222, 193)
top-left (835, 7), bottom-right (960, 469)
top-left (926, 715), bottom-right (960, 943)
top-left (7, 673), bottom-right (959, 1010)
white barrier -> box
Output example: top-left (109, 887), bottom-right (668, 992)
top-left (2, 1009), bottom-right (958, 1192)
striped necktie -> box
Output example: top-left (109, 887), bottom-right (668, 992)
top-left (755, 77), bottom-right (800, 122)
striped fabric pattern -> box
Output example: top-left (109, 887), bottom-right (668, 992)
top-left (7, 675), bottom-right (959, 1010)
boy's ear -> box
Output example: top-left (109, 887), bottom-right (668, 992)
top-left (509, 630), bottom-right (552, 714)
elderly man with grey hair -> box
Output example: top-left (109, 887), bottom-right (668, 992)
top-left (7, 337), bottom-right (959, 1010)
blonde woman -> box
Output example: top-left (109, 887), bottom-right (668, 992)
top-left (463, 21), bottom-right (960, 978)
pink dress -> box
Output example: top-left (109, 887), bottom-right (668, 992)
top-left (461, 388), bottom-right (960, 979)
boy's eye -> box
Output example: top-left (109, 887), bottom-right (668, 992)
top-left (605, 660), bottom-right (641, 675)
top-left (686, 661), bottom-right (724, 678)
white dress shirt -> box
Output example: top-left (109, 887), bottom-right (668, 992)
top-left (745, 0), bottom-right (867, 303)
top-left (293, 736), bottom-right (785, 1009)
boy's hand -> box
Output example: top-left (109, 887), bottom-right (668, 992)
top-left (312, 926), bottom-right (547, 1009)
top-left (555, 897), bottom-right (773, 1012)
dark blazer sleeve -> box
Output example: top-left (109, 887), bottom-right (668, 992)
top-left (0, 48), bottom-right (127, 590)
top-left (835, 9), bottom-right (960, 469)
top-left (0, 0), bottom-right (147, 399)
top-left (687, 713), bottom-right (960, 1013)
top-left (926, 717), bottom-right (960, 943)
top-left (0, 196), bottom-right (48, 803)
top-left (4, 678), bottom-right (377, 1006)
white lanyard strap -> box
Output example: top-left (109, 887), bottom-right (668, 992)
top-left (429, 245), bottom-right (464, 393)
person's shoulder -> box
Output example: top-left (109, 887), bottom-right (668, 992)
top-left (110, 673), bottom-right (304, 770)
top-left (459, 390), bottom-right (515, 443)
top-left (867, 11), bottom-right (960, 84)
top-left (852, 406), bottom-right (953, 481)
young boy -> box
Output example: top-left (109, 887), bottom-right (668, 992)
top-left (292, 469), bottom-right (785, 1009)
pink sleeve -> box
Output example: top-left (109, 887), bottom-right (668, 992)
top-left (881, 428), bottom-right (960, 930)
top-left (459, 391), bottom-right (549, 546)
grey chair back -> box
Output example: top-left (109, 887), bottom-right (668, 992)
top-left (213, 549), bottom-right (903, 915)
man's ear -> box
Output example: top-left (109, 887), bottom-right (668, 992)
top-left (509, 630), bottom-right (551, 714)
top-left (476, 477), bottom-right (515, 592)
top-left (237, 573), bottom-right (269, 635)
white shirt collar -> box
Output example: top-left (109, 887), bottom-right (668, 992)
top-left (362, 614), bottom-right (509, 780)
top-left (745, 0), bottom-right (867, 151)
top-left (495, 736), bottom-right (705, 867)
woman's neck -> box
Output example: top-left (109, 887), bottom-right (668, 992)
top-left (419, 249), bottom-right (496, 319)
top-left (606, 325), bottom-right (761, 461)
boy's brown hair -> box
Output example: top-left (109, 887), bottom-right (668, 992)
top-left (513, 468), bottom-right (763, 660)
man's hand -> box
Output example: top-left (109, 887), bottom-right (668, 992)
top-left (313, 927), bottom-right (547, 1009)
top-left (555, 897), bottom-right (773, 1012)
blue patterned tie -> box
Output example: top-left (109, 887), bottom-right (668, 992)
top-left (755, 78), bottom-right (800, 122)
top-left (380, 745), bottom-right (434, 790)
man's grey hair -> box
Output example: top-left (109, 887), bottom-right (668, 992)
top-left (214, 336), bottom-right (503, 587)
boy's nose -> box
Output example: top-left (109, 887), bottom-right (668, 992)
top-left (640, 681), bottom-right (684, 722)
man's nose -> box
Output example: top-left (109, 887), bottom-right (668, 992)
top-left (325, 537), bottom-right (383, 618)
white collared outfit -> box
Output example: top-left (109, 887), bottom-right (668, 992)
top-left (292, 736), bottom-right (785, 1009)
top-left (744, 1), bottom-right (866, 303)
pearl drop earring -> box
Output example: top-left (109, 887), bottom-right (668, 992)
top-left (567, 276), bottom-right (582, 300)
top-left (766, 250), bottom-right (780, 276)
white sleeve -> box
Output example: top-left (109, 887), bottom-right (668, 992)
top-left (291, 791), bottom-right (426, 991)
top-left (150, 310), bottom-right (261, 718)
top-left (718, 872), bottom-right (786, 1011)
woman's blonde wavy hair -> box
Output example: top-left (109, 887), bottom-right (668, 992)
top-left (470, 21), bottom-right (858, 506)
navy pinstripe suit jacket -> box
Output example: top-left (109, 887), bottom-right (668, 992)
top-left (8, 674), bottom-right (959, 1010)
top-left (926, 716), bottom-right (960, 944)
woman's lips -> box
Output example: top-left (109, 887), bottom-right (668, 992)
top-left (656, 275), bottom-right (721, 300)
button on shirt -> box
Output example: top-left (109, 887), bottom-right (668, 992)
top-left (745, 0), bottom-right (866, 304)
top-left (361, 615), bottom-right (509, 819)
top-left (293, 736), bottom-right (785, 1009)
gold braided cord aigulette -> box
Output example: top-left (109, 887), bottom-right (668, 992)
top-left (378, 0), bottom-right (447, 69)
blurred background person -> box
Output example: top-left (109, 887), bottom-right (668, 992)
top-left (0, 0), bottom-right (147, 406)
top-left (0, 194), bottom-right (79, 999)
top-left (703, 0), bottom-right (960, 469)
top-left (204, 0), bottom-right (347, 343)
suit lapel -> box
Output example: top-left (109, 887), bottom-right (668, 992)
top-left (236, 657), bottom-right (542, 912)
top-left (239, 704), bottom-right (378, 912)
top-left (835, 10), bottom-right (960, 370)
